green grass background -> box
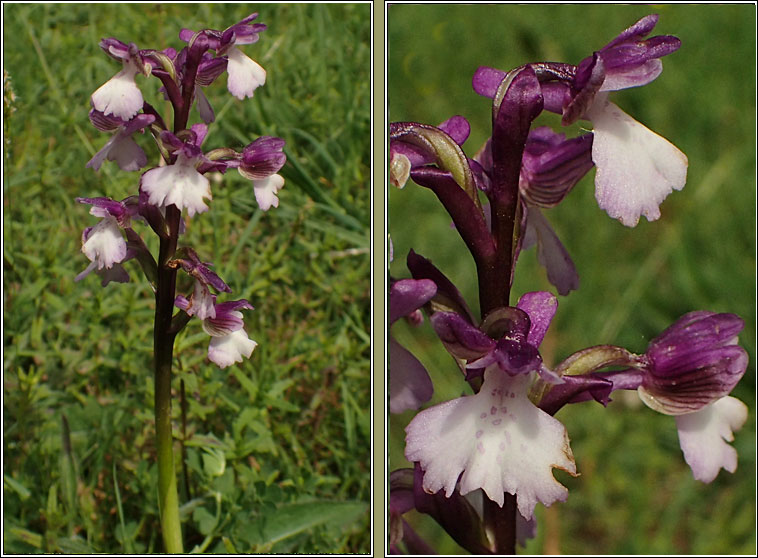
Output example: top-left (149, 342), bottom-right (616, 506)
top-left (389, 4), bottom-right (756, 555)
top-left (3, 3), bottom-right (370, 554)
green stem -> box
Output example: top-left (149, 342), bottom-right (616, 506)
top-left (153, 206), bottom-right (183, 553)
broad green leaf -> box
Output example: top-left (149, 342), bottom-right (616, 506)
top-left (239, 500), bottom-right (368, 547)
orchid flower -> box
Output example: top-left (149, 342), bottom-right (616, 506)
top-left (75, 197), bottom-right (135, 279)
top-left (140, 124), bottom-right (214, 217)
top-left (90, 38), bottom-right (149, 121)
top-left (405, 291), bottom-right (578, 521)
top-left (235, 136), bottom-right (287, 211)
top-left (176, 295), bottom-right (257, 368)
top-left (613, 312), bottom-right (747, 482)
top-left (389, 12), bottom-right (748, 555)
top-left (180, 13), bottom-right (267, 101)
top-left (473, 14), bottom-right (688, 227)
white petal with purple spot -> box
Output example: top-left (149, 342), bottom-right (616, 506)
top-left (405, 368), bottom-right (576, 520)
top-left (141, 154), bottom-right (211, 217)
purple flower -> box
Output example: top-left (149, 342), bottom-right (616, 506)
top-left (569, 311), bottom-right (749, 483)
top-left (140, 124), bottom-right (213, 217)
top-left (637, 311), bottom-right (749, 483)
top-left (171, 248), bottom-right (231, 320)
top-left (236, 136), bottom-right (287, 211)
top-left (75, 196), bottom-right (137, 283)
top-left (175, 296), bottom-right (257, 368)
top-left (180, 14), bottom-right (267, 100)
top-left (86, 110), bottom-right (155, 171)
top-left (639, 311), bottom-right (747, 415)
top-left (472, 15), bottom-right (688, 227)
top-left (405, 291), bottom-right (577, 520)
top-left (568, 15), bottom-right (687, 226)
top-left (91, 38), bottom-right (149, 121)
top-left (389, 278), bottom-right (436, 413)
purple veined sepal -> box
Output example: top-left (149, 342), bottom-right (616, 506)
top-left (86, 111), bottom-right (156, 172)
top-left (519, 127), bottom-right (594, 207)
top-left (91, 39), bottom-right (151, 121)
top-left (639, 311), bottom-right (748, 415)
top-left (389, 278), bottom-right (437, 414)
top-left (472, 125), bottom-right (589, 296)
top-left (474, 125), bottom-right (593, 208)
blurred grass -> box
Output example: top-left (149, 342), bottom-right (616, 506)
top-left (389, 4), bottom-right (755, 555)
top-left (3, 3), bottom-right (370, 554)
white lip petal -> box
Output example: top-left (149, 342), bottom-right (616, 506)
top-left (588, 96), bottom-right (688, 227)
top-left (208, 329), bottom-right (258, 369)
top-left (141, 155), bottom-right (211, 217)
top-left (252, 173), bottom-right (284, 211)
top-left (91, 64), bottom-right (144, 121)
top-left (226, 46), bottom-right (266, 100)
top-left (675, 396), bottom-right (748, 483)
top-left (405, 368), bottom-right (576, 520)
top-left (81, 216), bottom-right (127, 269)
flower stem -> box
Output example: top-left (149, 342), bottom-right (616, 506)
top-left (153, 205), bottom-right (183, 553)
top-left (154, 345), bottom-right (183, 553)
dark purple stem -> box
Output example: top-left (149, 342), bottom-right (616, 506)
top-left (483, 495), bottom-right (517, 554)
top-left (175, 36), bottom-right (209, 132)
top-left (478, 66), bottom-right (544, 556)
